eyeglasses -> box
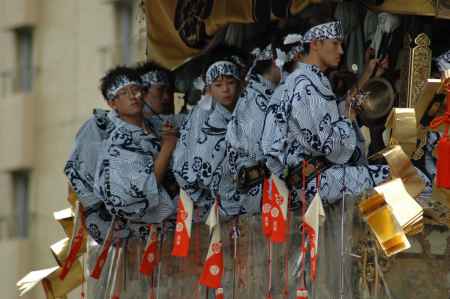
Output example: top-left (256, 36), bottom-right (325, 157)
top-left (114, 85), bottom-right (143, 100)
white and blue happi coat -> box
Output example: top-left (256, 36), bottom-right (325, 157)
top-left (64, 109), bottom-right (134, 244)
top-left (147, 113), bottom-right (186, 134)
top-left (264, 63), bottom-right (391, 205)
top-left (173, 100), bottom-right (244, 217)
top-left (261, 75), bottom-right (290, 176)
top-left (226, 74), bottom-right (276, 214)
top-left (94, 111), bottom-right (175, 241)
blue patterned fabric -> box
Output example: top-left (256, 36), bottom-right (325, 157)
top-left (424, 131), bottom-right (441, 179)
top-left (65, 109), bottom-right (116, 207)
top-left (267, 63), bottom-right (357, 168)
top-left (262, 63), bottom-right (392, 204)
top-left (94, 111), bottom-right (175, 238)
top-left (261, 79), bottom-right (289, 176)
top-left (174, 100), bottom-right (248, 217)
top-left (64, 109), bottom-right (129, 244)
top-left (226, 74), bottom-right (276, 214)
top-left (435, 50), bottom-right (450, 73)
top-left (303, 21), bottom-right (344, 43)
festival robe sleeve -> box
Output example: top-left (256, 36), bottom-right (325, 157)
top-left (337, 97), bottom-right (367, 164)
top-left (96, 129), bottom-right (174, 223)
top-left (291, 82), bottom-right (357, 164)
top-left (64, 110), bottom-right (114, 208)
top-left (261, 86), bottom-right (289, 176)
top-left (173, 109), bottom-right (212, 202)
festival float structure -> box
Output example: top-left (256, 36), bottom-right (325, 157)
top-left (17, 1), bottom-right (450, 298)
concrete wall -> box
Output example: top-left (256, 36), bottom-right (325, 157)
top-left (0, 1), bottom-right (146, 298)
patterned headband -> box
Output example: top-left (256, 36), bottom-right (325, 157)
top-left (284, 34), bottom-right (304, 61)
top-left (435, 50), bottom-right (450, 73)
top-left (106, 75), bottom-right (141, 101)
top-left (141, 70), bottom-right (170, 87)
top-left (251, 45), bottom-right (274, 63)
top-left (205, 61), bottom-right (241, 86)
top-left (303, 21), bottom-right (344, 43)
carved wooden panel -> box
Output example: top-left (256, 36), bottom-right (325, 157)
top-left (407, 33), bottom-right (432, 108)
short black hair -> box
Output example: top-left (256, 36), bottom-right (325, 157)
top-left (206, 44), bottom-right (250, 68)
top-left (99, 65), bottom-right (141, 101)
top-left (252, 60), bottom-right (273, 76)
top-left (303, 42), bottom-right (311, 54)
top-left (134, 61), bottom-right (165, 76)
top-left (201, 44), bottom-right (246, 83)
top-left (134, 61), bottom-right (173, 89)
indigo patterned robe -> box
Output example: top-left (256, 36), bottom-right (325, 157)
top-left (261, 79), bottom-right (289, 176)
top-left (263, 63), bottom-right (392, 205)
top-left (173, 101), bottom-right (243, 217)
top-left (64, 109), bottom-right (132, 243)
top-left (94, 112), bottom-right (175, 240)
top-left (226, 74), bottom-right (276, 214)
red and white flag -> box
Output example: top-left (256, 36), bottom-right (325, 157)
top-left (296, 287), bottom-right (308, 299)
top-left (215, 287), bottom-right (224, 299)
top-left (262, 177), bottom-right (273, 238)
top-left (172, 190), bottom-right (194, 257)
top-left (140, 225), bottom-right (159, 276)
top-left (269, 175), bottom-right (289, 243)
top-left (199, 200), bottom-right (223, 289)
top-left (301, 193), bottom-right (325, 281)
top-left (90, 216), bottom-right (116, 279)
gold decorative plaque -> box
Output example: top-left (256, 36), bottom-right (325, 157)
top-left (407, 33), bottom-right (432, 108)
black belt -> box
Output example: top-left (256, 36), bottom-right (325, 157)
top-left (163, 171), bottom-right (180, 198)
top-left (236, 162), bottom-right (270, 193)
top-left (286, 157), bottom-right (330, 190)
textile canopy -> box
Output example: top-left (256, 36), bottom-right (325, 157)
top-left (143, 0), bottom-right (314, 70)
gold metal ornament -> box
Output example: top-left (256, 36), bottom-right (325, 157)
top-left (359, 178), bottom-right (424, 256)
top-left (50, 237), bottom-right (87, 267)
top-left (53, 208), bottom-right (74, 238)
top-left (374, 145), bottom-right (426, 198)
top-left (17, 262), bottom-right (84, 299)
top-left (384, 108), bottom-right (418, 157)
top-left (406, 33), bottom-right (432, 108)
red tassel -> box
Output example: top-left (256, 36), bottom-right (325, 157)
top-left (435, 135), bottom-right (450, 188)
top-left (430, 81), bottom-right (450, 188)
top-left (60, 207), bottom-right (86, 280)
top-left (262, 178), bottom-right (273, 238)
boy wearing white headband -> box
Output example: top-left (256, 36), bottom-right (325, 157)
top-left (135, 62), bottom-right (185, 132)
top-left (173, 54), bottom-right (244, 216)
top-left (135, 62), bottom-right (173, 117)
top-left (263, 21), bottom-right (431, 206)
top-left (262, 34), bottom-right (306, 175)
top-left (64, 66), bottom-right (144, 244)
top-left (93, 66), bottom-right (177, 241)
top-left (225, 43), bottom-right (281, 214)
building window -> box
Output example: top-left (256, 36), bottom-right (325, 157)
top-left (14, 27), bottom-right (34, 92)
top-left (114, 0), bottom-right (134, 65)
top-left (12, 170), bottom-right (30, 238)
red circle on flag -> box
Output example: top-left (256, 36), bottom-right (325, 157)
top-left (176, 222), bottom-right (184, 232)
top-left (271, 207), bottom-right (279, 217)
top-left (209, 265), bottom-right (220, 276)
